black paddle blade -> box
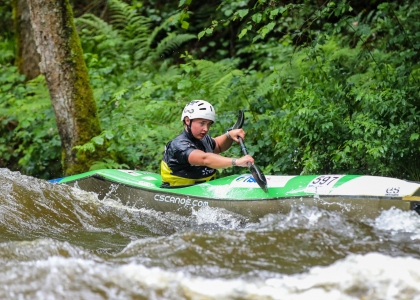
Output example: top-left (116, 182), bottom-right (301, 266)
top-left (228, 110), bottom-right (244, 130)
top-left (250, 164), bottom-right (268, 193)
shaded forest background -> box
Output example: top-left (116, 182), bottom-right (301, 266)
top-left (1, 0), bottom-right (420, 180)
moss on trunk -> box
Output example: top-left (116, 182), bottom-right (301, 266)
top-left (28, 0), bottom-right (108, 176)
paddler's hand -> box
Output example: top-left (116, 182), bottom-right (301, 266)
top-left (228, 128), bottom-right (246, 143)
top-left (235, 155), bottom-right (254, 167)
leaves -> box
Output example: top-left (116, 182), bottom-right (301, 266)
top-left (3, 0), bottom-right (420, 181)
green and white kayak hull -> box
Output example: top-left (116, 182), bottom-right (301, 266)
top-left (54, 169), bottom-right (420, 220)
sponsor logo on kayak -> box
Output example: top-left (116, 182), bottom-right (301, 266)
top-left (118, 170), bottom-right (142, 176)
top-left (118, 170), bottom-right (155, 176)
top-left (235, 175), bottom-right (256, 183)
top-left (232, 175), bottom-right (294, 188)
top-left (385, 187), bottom-right (400, 196)
top-left (154, 194), bottom-right (209, 208)
top-left (142, 176), bottom-right (157, 181)
top-left (136, 181), bottom-right (155, 187)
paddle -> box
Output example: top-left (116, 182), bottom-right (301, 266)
top-left (228, 109), bottom-right (244, 131)
top-left (230, 110), bottom-right (268, 193)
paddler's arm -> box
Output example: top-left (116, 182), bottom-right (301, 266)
top-left (213, 128), bottom-right (245, 154)
top-left (188, 150), bottom-right (254, 169)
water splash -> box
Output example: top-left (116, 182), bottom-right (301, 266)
top-left (372, 207), bottom-right (420, 235)
top-left (191, 206), bottom-right (248, 231)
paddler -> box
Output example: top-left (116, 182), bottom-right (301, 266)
top-left (160, 100), bottom-right (254, 187)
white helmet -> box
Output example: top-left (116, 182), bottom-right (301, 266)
top-left (181, 100), bottom-right (216, 122)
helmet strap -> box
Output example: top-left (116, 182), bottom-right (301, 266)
top-left (184, 117), bottom-right (193, 135)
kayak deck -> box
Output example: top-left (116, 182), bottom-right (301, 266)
top-left (55, 169), bottom-right (420, 220)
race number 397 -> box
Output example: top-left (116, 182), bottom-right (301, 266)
top-left (305, 175), bottom-right (343, 194)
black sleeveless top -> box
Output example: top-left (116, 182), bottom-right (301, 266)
top-left (161, 130), bottom-right (217, 186)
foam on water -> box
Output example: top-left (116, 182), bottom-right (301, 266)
top-left (192, 205), bottom-right (248, 230)
top-left (255, 205), bottom-right (353, 232)
top-left (1, 252), bottom-right (420, 299)
top-left (372, 207), bottom-right (420, 235)
top-left (274, 252), bottom-right (420, 300)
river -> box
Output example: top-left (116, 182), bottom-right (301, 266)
top-left (1, 168), bottom-right (420, 299)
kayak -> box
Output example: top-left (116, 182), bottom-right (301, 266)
top-left (51, 169), bottom-right (420, 221)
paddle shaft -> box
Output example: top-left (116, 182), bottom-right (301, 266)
top-left (238, 137), bottom-right (251, 167)
top-left (230, 110), bottom-right (268, 193)
top-left (237, 136), bottom-right (268, 193)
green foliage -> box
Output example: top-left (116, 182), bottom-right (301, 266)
top-left (90, 158), bottom-right (129, 170)
top-left (0, 68), bottom-right (62, 178)
top-left (0, 1), bottom-right (13, 41)
top-left (0, 37), bottom-right (15, 65)
top-left (76, 0), bottom-right (196, 68)
top-left (2, 0), bottom-right (420, 182)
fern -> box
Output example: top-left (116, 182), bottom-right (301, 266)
top-left (75, 13), bottom-right (119, 40)
top-left (77, 0), bottom-right (195, 68)
top-left (146, 12), bottom-right (183, 49)
top-left (107, 0), bottom-right (152, 51)
top-left (75, 13), bottom-right (124, 57)
top-left (155, 33), bottom-right (196, 58)
top-left (253, 72), bottom-right (278, 97)
top-left (192, 59), bottom-right (245, 107)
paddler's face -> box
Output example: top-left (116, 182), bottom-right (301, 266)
top-left (186, 118), bottom-right (213, 139)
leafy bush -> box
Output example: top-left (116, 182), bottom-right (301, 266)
top-left (1, 0), bottom-right (420, 182)
top-left (0, 66), bottom-right (62, 178)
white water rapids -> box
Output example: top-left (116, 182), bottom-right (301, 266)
top-left (1, 168), bottom-right (420, 299)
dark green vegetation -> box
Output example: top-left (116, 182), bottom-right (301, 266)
top-left (1, 0), bottom-right (420, 180)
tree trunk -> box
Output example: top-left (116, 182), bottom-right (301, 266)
top-left (13, 0), bottom-right (41, 80)
top-left (27, 0), bottom-right (104, 176)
